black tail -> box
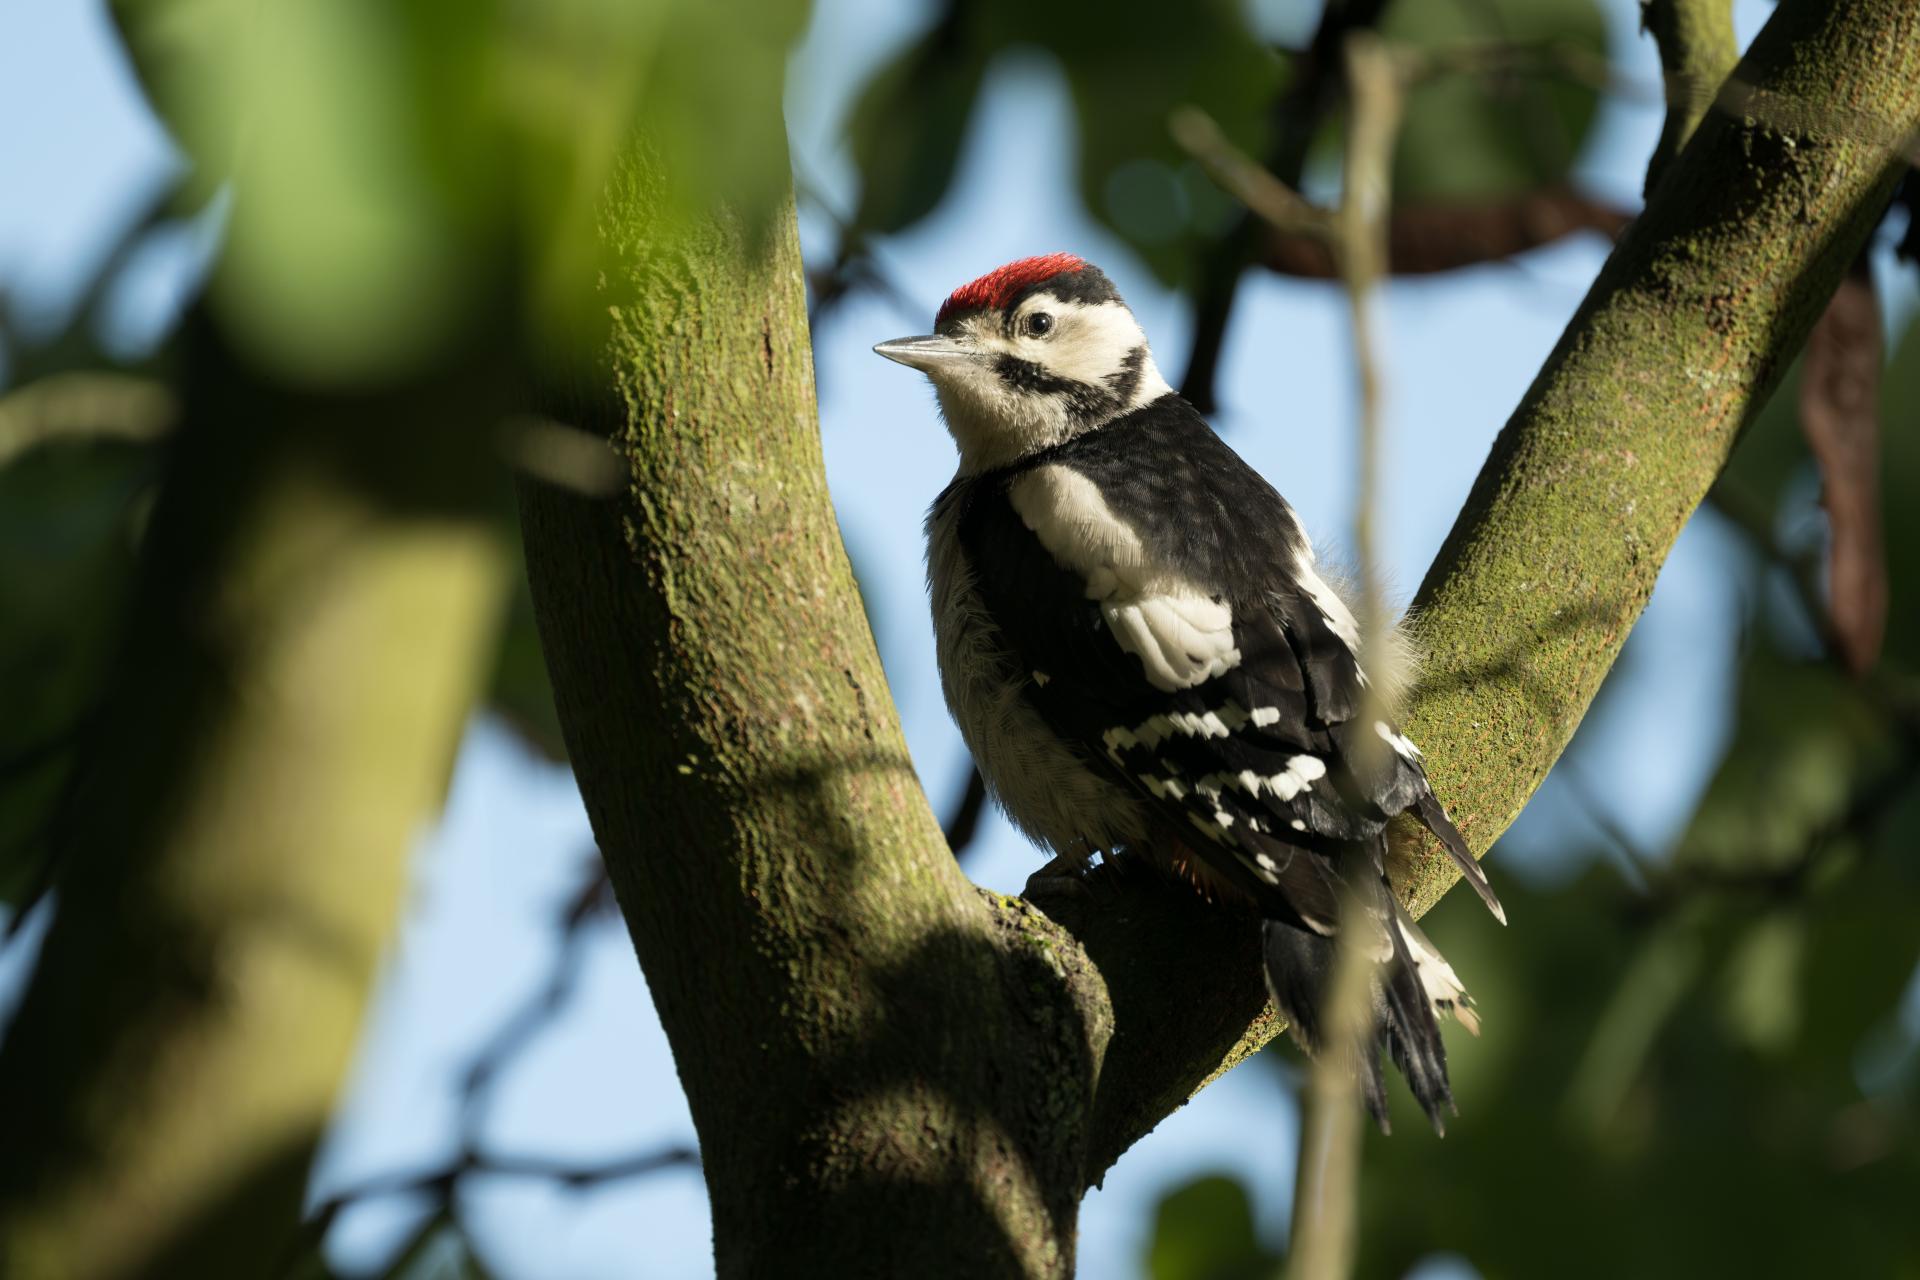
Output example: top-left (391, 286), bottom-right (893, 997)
top-left (1414, 789), bottom-right (1506, 926)
top-left (1261, 873), bottom-right (1468, 1135)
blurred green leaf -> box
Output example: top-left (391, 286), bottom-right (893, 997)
top-left (0, 438), bottom-right (156, 904)
top-left (846, 16), bottom-right (987, 237)
top-left (1354, 867), bottom-right (1920, 1279)
top-left (111, 0), bottom-right (809, 388)
top-left (840, 0), bottom-right (1278, 287)
top-left (1875, 317), bottom-right (1920, 669)
top-left (1381, 0), bottom-right (1608, 203)
top-left (1044, 0), bottom-right (1280, 284)
top-left (1673, 645), bottom-right (1898, 878)
top-left (1146, 1173), bottom-right (1281, 1280)
top-left (1718, 908), bottom-right (1805, 1052)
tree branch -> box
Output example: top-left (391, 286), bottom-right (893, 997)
top-left (518, 2), bottom-right (1920, 1270)
top-left (1072, 0), bottom-right (1920, 1173)
top-left (1179, 0), bottom-right (1394, 413)
top-left (519, 164), bottom-right (1112, 1276)
top-left (1640, 0), bottom-right (1739, 197)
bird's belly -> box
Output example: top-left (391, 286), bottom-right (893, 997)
top-left (927, 518), bottom-right (1145, 859)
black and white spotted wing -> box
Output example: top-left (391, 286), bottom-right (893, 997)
top-left (951, 394), bottom-right (1501, 931)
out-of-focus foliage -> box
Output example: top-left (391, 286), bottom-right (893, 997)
top-left (0, 413), bottom-right (573, 903)
top-left (0, 439), bottom-right (154, 904)
top-left (1877, 319), bottom-right (1920, 671)
top-left (110, 0), bottom-right (808, 386)
top-left (1149, 305), bottom-right (1920, 1280)
top-left (0, 0), bottom-right (806, 899)
top-left (846, 0), bottom-right (1279, 286)
top-left (1356, 838), bottom-right (1919, 1279)
top-left (840, 0), bottom-right (1607, 289)
top-left (1145, 1174), bottom-right (1281, 1280)
top-left (1380, 0), bottom-right (1607, 202)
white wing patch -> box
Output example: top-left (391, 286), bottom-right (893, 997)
top-left (1011, 464), bottom-right (1240, 691)
top-left (1291, 551), bottom-right (1361, 652)
top-left (1374, 719), bottom-right (1422, 760)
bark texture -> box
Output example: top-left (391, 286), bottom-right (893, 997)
top-left (519, 161), bottom-right (1109, 1279)
top-left (0, 319), bottom-right (509, 1278)
top-left (1641, 0), bottom-right (1739, 197)
top-left (1397, 0), bottom-right (1920, 917)
top-left (519, 1), bottom-right (1920, 1272)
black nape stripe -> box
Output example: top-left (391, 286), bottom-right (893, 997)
top-left (1104, 346), bottom-right (1145, 406)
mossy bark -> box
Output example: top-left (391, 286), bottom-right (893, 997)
top-left (519, 161), bottom-right (1111, 1278)
top-left (519, 1), bottom-right (1920, 1271)
top-left (0, 318), bottom-right (509, 1278)
top-left (1397, 0), bottom-right (1920, 917)
top-left (1641, 0), bottom-right (1740, 197)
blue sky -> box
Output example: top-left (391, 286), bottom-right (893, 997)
top-left (0, 0), bottom-right (1870, 1276)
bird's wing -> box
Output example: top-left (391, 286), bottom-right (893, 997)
top-left (955, 407), bottom-right (1502, 929)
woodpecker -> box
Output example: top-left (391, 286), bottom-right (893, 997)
top-left (874, 253), bottom-right (1504, 1131)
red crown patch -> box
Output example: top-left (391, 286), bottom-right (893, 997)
top-left (936, 253), bottom-right (1087, 327)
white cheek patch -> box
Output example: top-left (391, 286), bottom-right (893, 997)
top-left (1011, 464), bottom-right (1241, 691)
top-left (1031, 301), bottom-right (1171, 406)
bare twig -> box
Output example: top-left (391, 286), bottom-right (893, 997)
top-left (1258, 185), bottom-right (1630, 279)
top-left (1178, 0), bottom-right (1394, 414)
top-left (1169, 109), bottom-right (1331, 241)
top-left (305, 1144), bottom-right (700, 1234)
top-left (0, 373), bottom-right (176, 467)
top-left (1400, 37), bottom-right (1652, 100)
top-left (288, 856), bottom-right (647, 1277)
top-left (293, 1144), bottom-right (700, 1277)
top-left (1558, 763), bottom-right (1656, 894)
top-left (1640, 0), bottom-right (1740, 197)
top-left (1286, 33), bottom-right (1405, 1280)
top-left (1286, 888), bottom-right (1377, 1280)
top-left (457, 860), bottom-right (618, 1132)
top-left (794, 173), bottom-right (934, 332)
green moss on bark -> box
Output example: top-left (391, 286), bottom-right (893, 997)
top-left (519, 1), bottom-right (1920, 1267)
top-left (521, 156), bottom-right (1111, 1278)
top-left (1396, 0), bottom-right (1920, 918)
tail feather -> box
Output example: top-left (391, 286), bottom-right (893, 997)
top-left (1261, 873), bottom-right (1475, 1135)
top-left (1379, 896), bottom-right (1455, 1133)
top-left (1414, 789), bottom-right (1506, 926)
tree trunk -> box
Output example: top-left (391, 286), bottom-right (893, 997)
top-left (520, 159), bottom-right (1110, 1278)
top-left (0, 317), bottom-right (509, 1278)
top-left (518, 2), bottom-right (1920, 1272)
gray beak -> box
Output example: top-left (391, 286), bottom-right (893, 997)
top-left (873, 334), bottom-right (975, 373)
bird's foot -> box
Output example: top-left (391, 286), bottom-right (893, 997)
top-left (1022, 849), bottom-right (1098, 921)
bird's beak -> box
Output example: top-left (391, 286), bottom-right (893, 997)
top-left (873, 334), bottom-right (975, 373)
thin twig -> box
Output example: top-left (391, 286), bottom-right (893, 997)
top-left (0, 372), bottom-right (177, 467)
top-left (1286, 32), bottom-right (1405, 1280)
top-left (282, 858), bottom-right (682, 1276)
top-left (299, 1145), bottom-right (700, 1258)
top-left (1169, 108), bottom-right (1332, 241)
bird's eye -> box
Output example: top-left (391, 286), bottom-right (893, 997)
top-left (1025, 312), bottom-right (1054, 337)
